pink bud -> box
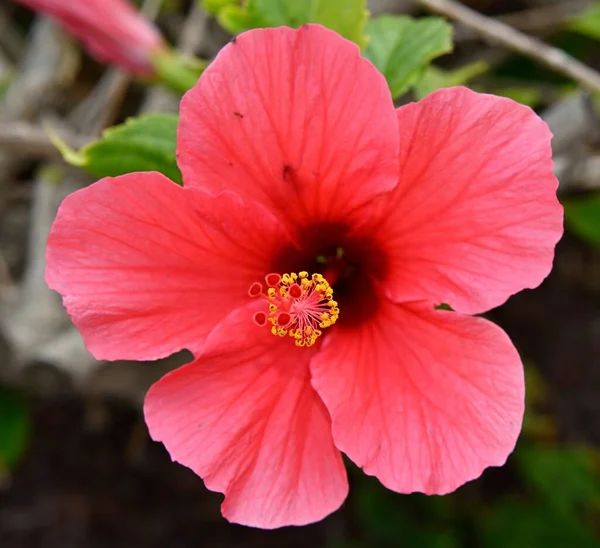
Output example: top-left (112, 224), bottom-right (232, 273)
top-left (15, 0), bottom-right (165, 75)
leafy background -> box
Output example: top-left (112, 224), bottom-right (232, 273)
top-left (1, 0), bottom-right (600, 547)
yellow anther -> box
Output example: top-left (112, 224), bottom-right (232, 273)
top-left (250, 271), bottom-right (340, 347)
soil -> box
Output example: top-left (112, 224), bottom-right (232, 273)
top-left (1, 236), bottom-right (599, 548)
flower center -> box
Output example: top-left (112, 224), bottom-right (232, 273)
top-left (248, 272), bottom-right (339, 347)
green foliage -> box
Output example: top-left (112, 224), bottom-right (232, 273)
top-left (203, 0), bottom-right (368, 47)
top-left (492, 86), bottom-right (543, 108)
top-left (517, 445), bottom-right (600, 515)
top-left (0, 387), bottom-right (31, 471)
top-left (0, 71), bottom-right (11, 102)
top-left (349, 363), bottom-right (600, 548)
top-left (567, 3), bottom-right (600, 41)
top-left (150, 50), bottom-right (206, 94)
top-left (202, 0), bottom-right (237, 14)
top-left (353, 475), bottom-right (458, 547)
top-left (564, 193), bottom-right (600, 249)
top-left (51, 114), bottom-right (182, 184)
top-left (521, 365), bottom-right (557, 438)
top-left (414, 61), bottom-right (488, 100)
top-left (482, 499), bottom-right (598, 548)
top-left (203, 3), bottom-right (454, 99)
top-left (363, 15), bottom-right (453, 99)
top-left (485, 441), bottom-right (600, 547)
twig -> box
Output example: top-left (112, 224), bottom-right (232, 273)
top-left (68, 0), bottom-right (163, 134)
top-left (454, 0), bottom-right (592, 41)
top-left (32, 328), bottom-right (100, 386)
top-left (539, 90), bottom-right (600, 191)
top-left (1, 169), bottom-right (82, 356)
top-left (141, 2), bottom-right (210, 113)
top-left (1, 18), bottom-right (79, 123)
top-left (140, 0), bottom-right (163, 20)
top-left (1, 0), bottom-right (171, 387)
top-left (542, 90), bottom-right (589, 156)
top-left (418, 0), bottom-right (600, 94)
top-left (0, 121), bottom-right (89, 159)
top-left (68, 68), bottom-right (131, 135)
top-left (500, 0), bottom-right (590, 33)
top-left (554, 153), bottom-right (600, 191)
top-left (178, 1), bottom-right (209, 57)
top-left (0, 4), bottom-right (26, 61)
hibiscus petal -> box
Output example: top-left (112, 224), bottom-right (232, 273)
top-left (144, 305), bottom-right (348, 528)
top-left (46, 172), bottom-right (288, 361)
top-left (310, 299), bottom-right (524, 495)
top-left (379, 87), bottom-right (562, 314)
top-left (178, 24), bottom-right (399, 225)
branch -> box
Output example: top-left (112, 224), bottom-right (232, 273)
top-left (0, 121), bottom-right (89, 158)
top-left (141, 2), bottom-right (210, 113)
top-left (454, 1), bottom-right (591, 41)
top-left (418, 0), bottom-right (600, 94)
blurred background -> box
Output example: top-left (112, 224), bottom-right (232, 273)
top-left (1, 0), bottom-right (600, 546)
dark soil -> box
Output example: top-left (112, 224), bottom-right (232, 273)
top-left (0, 396), bottom-right (347, 548)
top-left (1, 237), bottom-right (599, 548)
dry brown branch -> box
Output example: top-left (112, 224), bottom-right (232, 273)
top-left (142, 2), bottom-right (210, 113)
top-left (1, 0), bottom-right (176, 390)
top-left (1, 169), bottom-right (83, 354)
top-left (369, 0), bottom-right (415, 15)
top-left (68, 68), bottom-right (132, 135)
top-left (178, 1), bottom-right (210, 57)
top-left (1, 18), bottom-right (79, 123)
top-left (0, 121), bottom-right (89, 159)
top-left (0, 4), bottom-right (26, 60)
top-left (543, 91), bottom-right (589, 156)
top-left (418, 0), bottom-right (600, 93)
top-left (455, 0), bottom-right (591, 40)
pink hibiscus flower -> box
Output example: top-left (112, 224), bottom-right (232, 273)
top-left (15, 0), bottom-right (164, 75)
top-left (46, 25), bottom-right (563, 528)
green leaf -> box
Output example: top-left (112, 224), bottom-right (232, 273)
top-left (216, 3), bottom-right (267, 34)
top-left (0, 70), bottom-right (11, 102)
top-left (0, 386), bottom-right (31, 470)
top-left (481, 498), bottom-right (598, 548)
top-left (151, 50), bottom-right (206, 94)
top-left (516, 445), bottom-right (600, 514)
top-left (353, 474), bottom-right (457, 546)
top-left (567, 3), bottom-right (600, 41)
top-left (363, 15), bottom-right (453, 99)
top-left (564, 192), bottom-right (600, 249)
top-left (206, 0), bottom-right (368, 47)
top-left (202, 0), bottom-right (238, 15)
top-left (53, 114), bottom-right (182, 184)
top-left (414, 61), bottom-right (488, 100)
top-left (304, 0), bottom-right (367, 47)
top-left (521, 365), bottom-right (558, 438)
top-left (491, 85), bottom-right (543, 107)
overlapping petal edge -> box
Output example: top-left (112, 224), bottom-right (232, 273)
top-left (46, 23), bottom-right (563, 528)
